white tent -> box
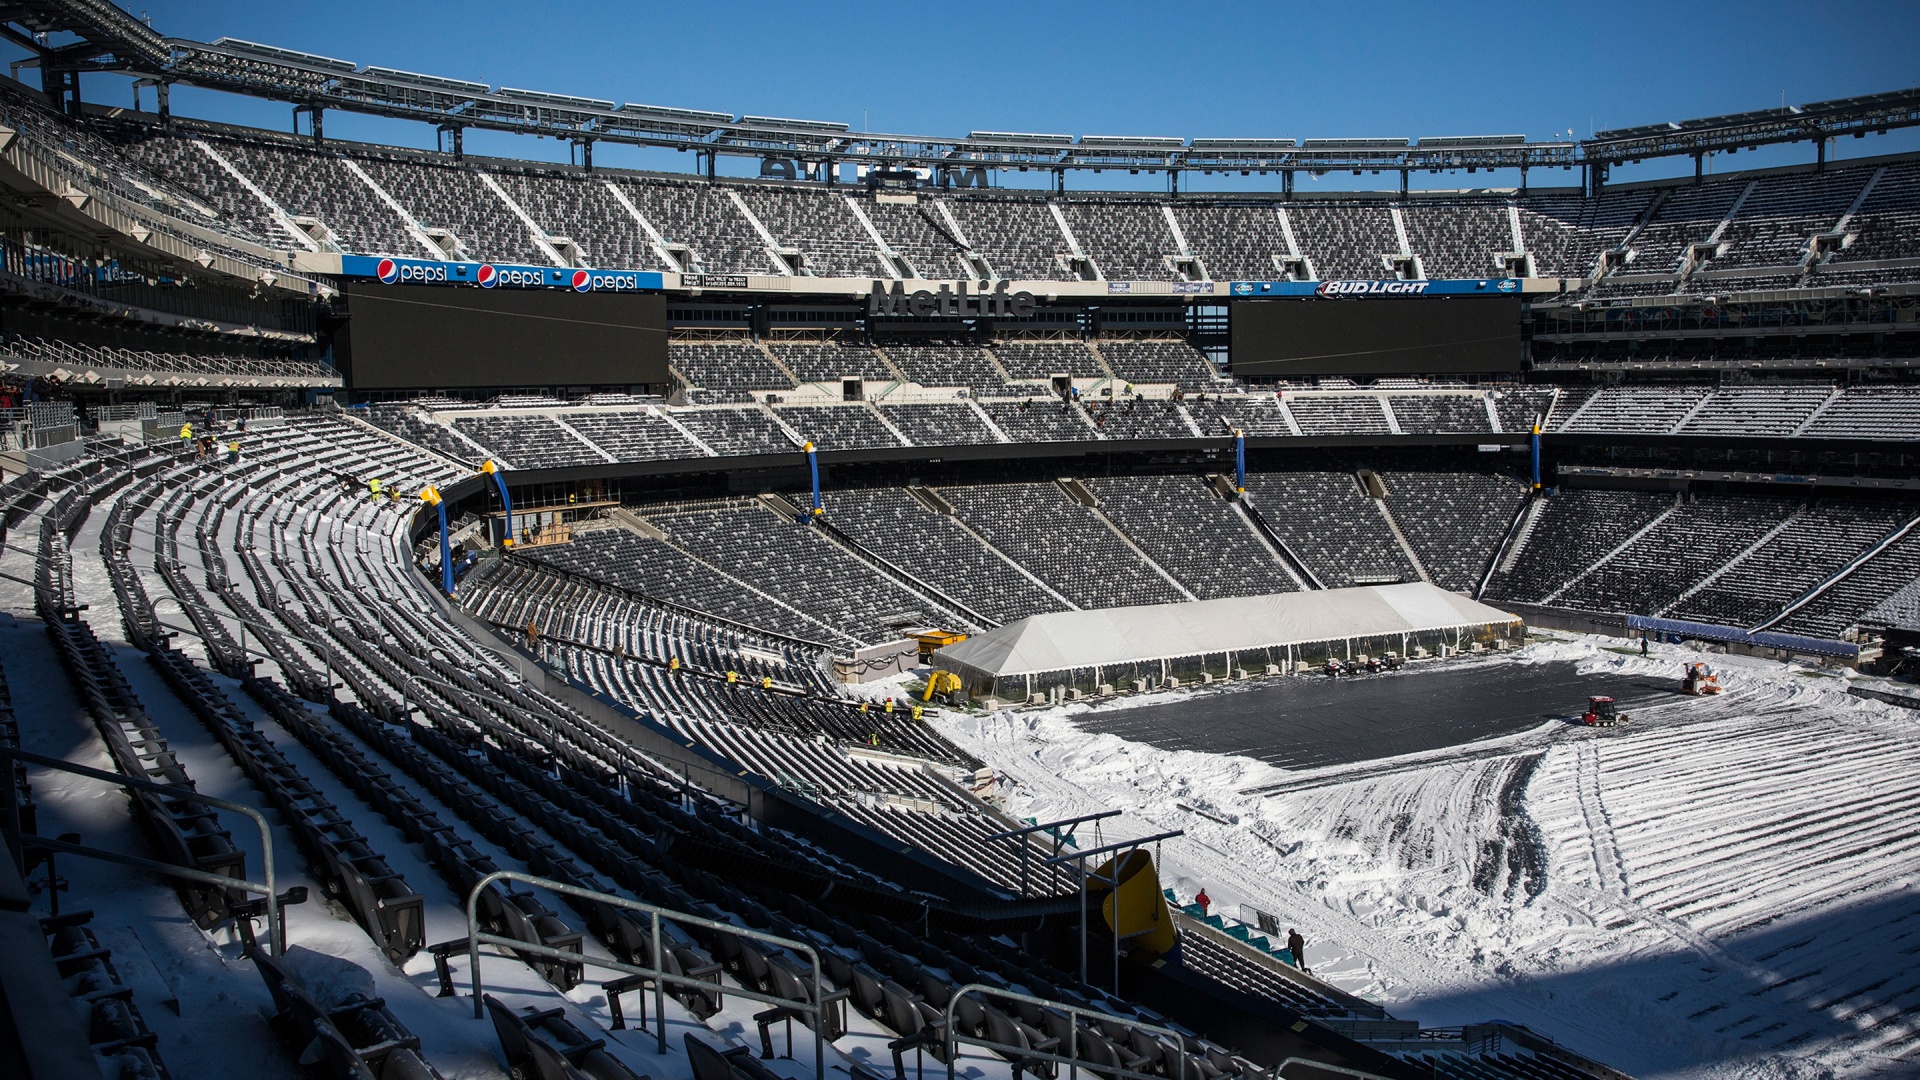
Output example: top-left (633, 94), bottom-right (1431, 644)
top-left (935, 583), bottom-right (1522, 696)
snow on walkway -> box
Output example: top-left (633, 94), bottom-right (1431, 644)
top-left (935, 638), bottom-right (1920, 1080)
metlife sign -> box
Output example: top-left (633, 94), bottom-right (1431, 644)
top-left (1229, 278), bottom-right (1523, 297)
top-left (341, 255), bottom-right (664, 293)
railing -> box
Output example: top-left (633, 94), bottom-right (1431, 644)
top-left (941, 985), bottom-right (1396, 1080)
top-left (1, 746), bottom-right (286, 955)
top-left (942, 983), bottom-right (1192, 1080)
top-left (460, 870), bottom-right (837, 1079)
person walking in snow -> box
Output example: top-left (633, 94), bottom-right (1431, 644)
top-left (1640, 636), bottom-right (1649, 657)
top-left (1287, 929), bottom-right (1306, 971)
top-left (1195, 889), bottom-right (1210, 915)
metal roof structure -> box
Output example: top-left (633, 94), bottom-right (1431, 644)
top-left (934, 583), bottom-right (1520, 680)
top-left (0, 1), bottom-right (1914, 191)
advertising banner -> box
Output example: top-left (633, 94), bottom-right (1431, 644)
top-left (1229, 278), bottom-right (1523, 298)
top-left (340, 255), bottom-right (664, 293)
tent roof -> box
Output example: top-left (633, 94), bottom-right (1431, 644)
top-left (934, 583), bottom-right (1520, 677)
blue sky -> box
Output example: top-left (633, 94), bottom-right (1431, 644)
top-left (13, 1), bottom-right (1920, 191)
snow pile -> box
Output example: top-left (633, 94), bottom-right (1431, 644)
top-left (935, 636), bottom-right (1920, 1080)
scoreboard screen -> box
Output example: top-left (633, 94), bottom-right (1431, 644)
top-left (1230, 296), bottom-right (1522, 376)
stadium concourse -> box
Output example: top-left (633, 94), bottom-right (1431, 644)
top-left (3, 3), bottom-right (1920, 1080)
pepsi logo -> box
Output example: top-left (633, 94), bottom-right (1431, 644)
top-left (571, 269), bottom-right (592, 292)
top-left (375, 258), bottom-right (398, 284)
top-left (476, 264), bottom-right (497, 288)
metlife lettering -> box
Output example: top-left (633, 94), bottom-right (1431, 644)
top-left (867, 279), bottom-right (1037, 318)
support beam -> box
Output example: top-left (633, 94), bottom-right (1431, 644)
top-left (805, 443), bottom-right (823, 518)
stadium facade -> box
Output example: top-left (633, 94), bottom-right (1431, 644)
top-left (0, 4), bottom-right (1918, 1080)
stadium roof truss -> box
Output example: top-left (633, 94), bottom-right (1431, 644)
top-left (1, 1), bottom-right (1915, 187)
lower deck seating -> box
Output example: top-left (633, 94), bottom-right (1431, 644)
top-left (530, 527), bottom-right (854, 645)
top-left (1383, 471), bottom-right (1529, 593)
top-left (1486, 490), bottom-right (1676, 604)
top-left (940, 482), bottom-right (1190, 610)
top-left (1086, 476), bottom-right (1300, 599)
top-left (1668, 503), bottom-right (1913, 628)
top-left (821, 487), bottom-right (1068, 625)
top-left (1240, 471), bottom-right (1417, 587)
top-left (1552, 496), bottom-right (1799, 615)
top-left (1777, 525), bottom-right (1920, 638)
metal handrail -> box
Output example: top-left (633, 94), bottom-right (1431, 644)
top-left (1273, 1058), bottom-right (1397, 1080)
top-left (461, 870), bottom-right (837, 1079)
top-left (942, 982), bottom-right (1190, 1080)
top-left (940, 984), bottom-right (1398, 1080)
top-left (1, 746), bottom-right (284, 955)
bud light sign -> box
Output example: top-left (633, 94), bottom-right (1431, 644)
top-left (1229, 278), bottom-right (1525, 298)
top-left (341, 255), bottom-right (661, 293)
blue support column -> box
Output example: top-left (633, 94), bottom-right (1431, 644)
top-left (1531, 424), bottom-right (1543, 490)
top-left (492, 471), bottom-right (513, 542)
top-left (480, 460), bottom-right (513, 545)
top-left (1234, 430), bottom-right (1247, 493)
top-left (437, 500), bottom-right (454, 596)
top-left (805, 442), bottom-right (824, 519)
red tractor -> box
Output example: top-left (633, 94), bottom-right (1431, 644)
top-left (1582, 696), bottom-right (1629, 727)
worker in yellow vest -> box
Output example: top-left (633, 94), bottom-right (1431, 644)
top-left (368, 477), bottom-right (383, 502)
top-left (911, 705), bottom-right (923, 721)
top-left (668, 657), bottom-right (680, 674)
top-left (726, 670), bottom-right (738, 684)
top-left (178, 421), bottom-right (193, 441)
top-left (759, 676), bottom-right (772, 689)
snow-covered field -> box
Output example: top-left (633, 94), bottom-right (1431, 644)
top-left (934, 639), bottom-right (1920, 1080)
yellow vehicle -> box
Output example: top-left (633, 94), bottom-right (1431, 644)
top-left (913, 629), bottom-right (968, 663)
top-left (922, 670), bottom-right (963, 701)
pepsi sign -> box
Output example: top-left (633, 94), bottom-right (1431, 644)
top-left (486, 266), bottom-right (552, 288)
top-left (575, 270), bottom-right (643, 292)
top-left (373, 257), bottom-right (446, 284)
top-left (339, 255), bottom-right (662, 293)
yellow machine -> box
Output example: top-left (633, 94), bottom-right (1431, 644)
top-left (922, 670), bottom-right (963, 701)
top-left (913, 629), bottom-right (968, 663)
top-left (1092, 849), bottom-right (1177, 956)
